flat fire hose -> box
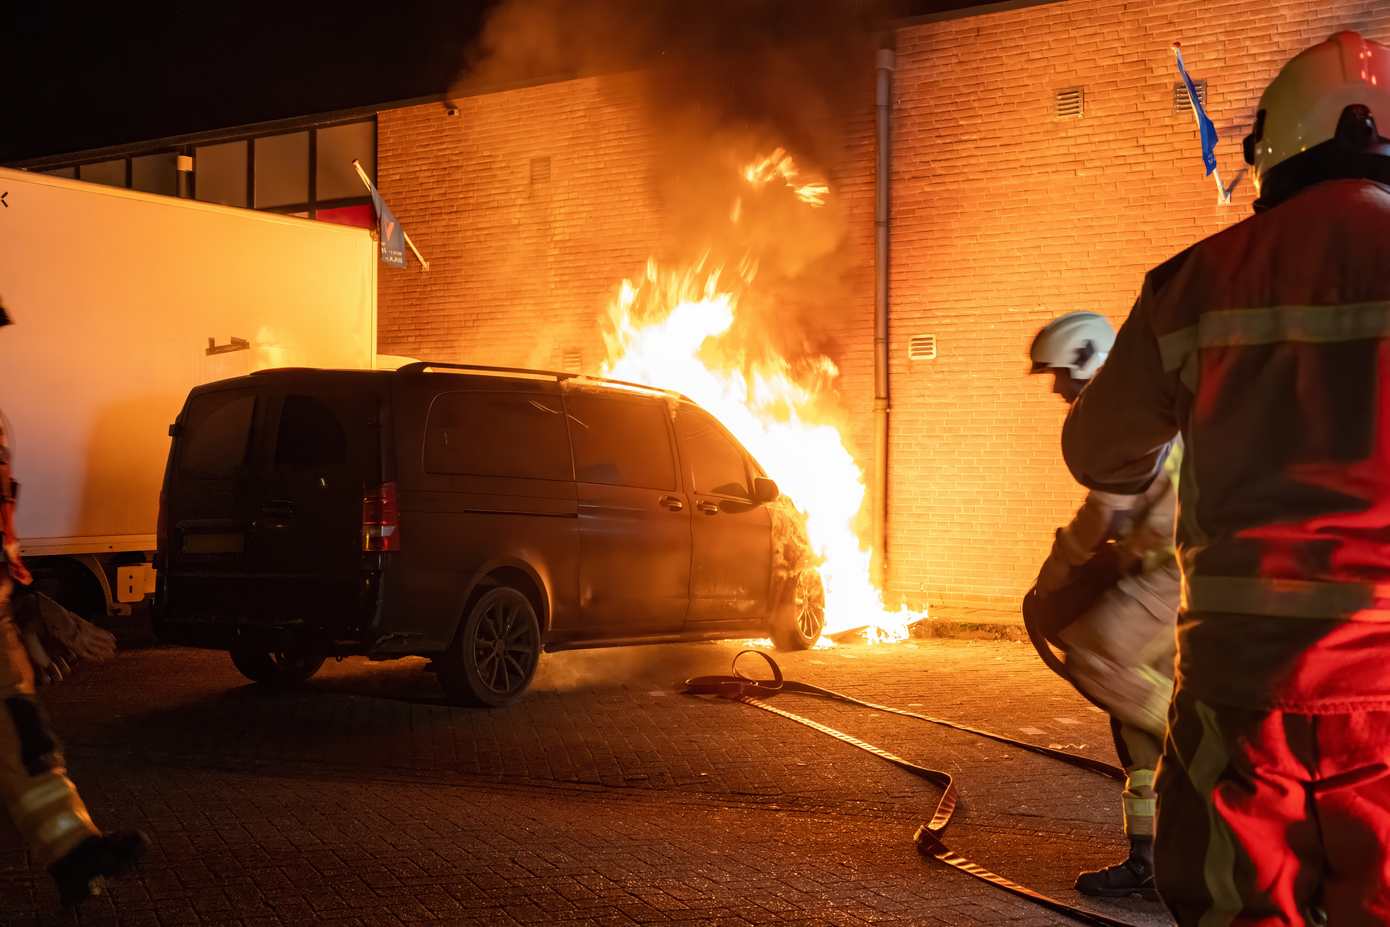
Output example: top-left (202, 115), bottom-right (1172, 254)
top-left (681, 651), bottom-right (1143, 927)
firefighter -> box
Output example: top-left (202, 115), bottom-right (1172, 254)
top-left (1062, 31), bottom-right (1390, 924)
top-left (1025, 310), bottom-right (1181, 901)
top-left (0, 301), bottom-right (148, 906)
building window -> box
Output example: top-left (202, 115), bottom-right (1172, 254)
top-left (194, 140), bottom-right (248, 207)
top-left (38, 117), bottom-right (374, 224)
top-left (132, 153), bottom-right (179, 196)
top-left (316, 121), bottom-right (374, 201)
top-left (78, 159), bottom-right (126, 187)
top-left (254, 131), bottom-right (309, 208)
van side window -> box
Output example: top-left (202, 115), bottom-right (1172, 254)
top-left (425, 392), bottom-right (572, 481)
top-left (673, 405), bottom-right (751, 499)
top-left (275, 395), bottom-right (349, 472)
top-left (179, 392), bottom-right (255, 479)
top-left (565, 393), bottom-right (675, 490)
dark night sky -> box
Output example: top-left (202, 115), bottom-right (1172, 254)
top-left (2, 0), bottom-right (1012, 163)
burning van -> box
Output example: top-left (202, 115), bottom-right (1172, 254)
top-left (153, 362), bottom-right (825, 706)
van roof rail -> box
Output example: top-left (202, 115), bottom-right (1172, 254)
top-left (396, 361), bottom-right (690, 401)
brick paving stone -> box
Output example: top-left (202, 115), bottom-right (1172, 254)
top-left (0, 639), bottom-right (1175, 926)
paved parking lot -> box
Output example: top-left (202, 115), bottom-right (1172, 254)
top-left (0, 637), bottom-right (1171, 926)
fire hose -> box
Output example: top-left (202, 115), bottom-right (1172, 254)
top-left (681, 650), bottom-right (1144, 927)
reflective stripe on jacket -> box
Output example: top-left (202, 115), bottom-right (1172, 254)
top-left (1062, 180), bottom-right (1390, 623)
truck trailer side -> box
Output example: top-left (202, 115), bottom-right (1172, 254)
top-left (0, 166), bottom-right (378, 619)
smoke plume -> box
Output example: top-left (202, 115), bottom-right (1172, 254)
top-left (461, 0), bottom-right (902, 370)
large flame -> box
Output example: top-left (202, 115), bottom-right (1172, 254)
top-left (598, 152), bottom-right (922, 643)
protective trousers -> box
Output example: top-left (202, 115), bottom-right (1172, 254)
top-left (1058, 584), bottom-right (1175, 840)
top-left (0, 603), bottom-right (99, 866)
top-left (1155, 685), bottom-right (1390, 926)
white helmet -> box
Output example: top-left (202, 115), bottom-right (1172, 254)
top-left (1029, 311), bottom-right (1115, 381)
top-left (1245, 31), bottom-right (1390, 207)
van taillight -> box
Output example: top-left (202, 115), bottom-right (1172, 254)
top-left (363, 482), bottom-right (400, 552)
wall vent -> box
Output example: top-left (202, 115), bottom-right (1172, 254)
top-left (908, 334), bottom-right (938, 361)
top-left (557, 347), bottom-right (583, 371)
top-left (1173, 79), bottom-right (1208, 114)
top-left (530, 156), bottom-right (552, 184)
top-left (1055, 86), bottom-right (1085, 119)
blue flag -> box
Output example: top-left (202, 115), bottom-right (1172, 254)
top-left (1174, 46), bottom-right (1219, 177)
top-left (366, 184), bottom-right (406, 268)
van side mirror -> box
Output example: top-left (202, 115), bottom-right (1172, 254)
top-left (753, 477), bottom-right (780, 505)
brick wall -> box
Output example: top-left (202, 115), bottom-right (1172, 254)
top-left (887, 0), bottom-right (1390, 617)
top-left (377, 0), bottom-right (1390, 622)
top-left (377, 73), bottom-right (660, 371)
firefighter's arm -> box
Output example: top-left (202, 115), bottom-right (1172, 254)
top-left (1062, 291), bottom-right (1179, 495)
top-left (1035, 489), bottom-right (1137, 594)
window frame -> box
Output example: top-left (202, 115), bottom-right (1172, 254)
top-left (44, 117), bottom-right (377, 221)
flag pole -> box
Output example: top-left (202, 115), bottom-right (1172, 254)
top-left (1172, 44), bottom-right (1231, 206)
top-left (1213, 167), bottom-right (1230, 205)
top-left (352, 159), bottom-right (430, 269)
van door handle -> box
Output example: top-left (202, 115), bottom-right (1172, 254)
top-left (696, 501), bottom-right (720, 516)
top-left (659, 495), bottom-right (685, 512)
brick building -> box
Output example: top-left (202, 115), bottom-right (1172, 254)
top-left (13, 0), bottom-right (1390, 620)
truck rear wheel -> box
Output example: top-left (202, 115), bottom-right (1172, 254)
top-left (771, 569), bottom-right (826, 651)
top-left (229, 646), bottom-right (325, 687)
top-left (438, 586), bottom-right (541, 708)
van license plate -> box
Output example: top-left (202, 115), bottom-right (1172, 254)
top-left (182, 533), bottom-right (245, 555)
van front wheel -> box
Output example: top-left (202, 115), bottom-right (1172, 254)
top-left (771, 569), bottom-right (826, 651)
top-left (438, 586), bottom-right (541, 707)
top-left (230, 646), bottom-right (325, 686)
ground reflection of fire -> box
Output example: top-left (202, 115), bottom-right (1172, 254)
top-left (598, 151), bottom-right (923, 643)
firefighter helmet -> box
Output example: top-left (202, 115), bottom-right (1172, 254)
top-left (1245, 31), bottom-right (1390, 207)
top-left (1029, 311), bottom-right (1115, 382)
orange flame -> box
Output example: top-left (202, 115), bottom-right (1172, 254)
top-left (741, 147), bottom-right (830, 207)
top-left (598, 156), bottom-right (923, 642)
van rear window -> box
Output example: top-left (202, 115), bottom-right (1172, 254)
top-left (178, 391), bottom-right (255, 479)
top-left (275, 395), bottom-right (350, 471)
top-left (425, 392), bottom-right (572, 481)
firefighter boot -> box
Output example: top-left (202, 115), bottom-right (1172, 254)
top-left (1074, 837), bottom-right (1158, 900)
top-left (48, 829), bottom-right (149, 906)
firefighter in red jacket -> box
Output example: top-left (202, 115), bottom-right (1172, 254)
top-left (1063, 32), bottom-right (1390, 924)
top-left (0, 301), bottom-right (148, 906)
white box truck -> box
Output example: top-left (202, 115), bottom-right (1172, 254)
top-left (0, 166), bottom-right (378, 619)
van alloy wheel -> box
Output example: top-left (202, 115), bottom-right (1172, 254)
top-left (439, 586), bottom-right (541, 707)
top-left (771, 569), bottom-right (826, 652)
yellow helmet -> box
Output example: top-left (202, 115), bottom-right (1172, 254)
top-left (1245, 32), bottom-right (1390, 207)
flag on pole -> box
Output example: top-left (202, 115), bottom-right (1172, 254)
top-left (352, 160), bottom-right (428, 269)
top-left (1173, 44), bottom-right (1219, 177)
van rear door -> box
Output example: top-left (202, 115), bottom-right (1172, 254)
top-left (162, 382), bottom-right (269, 619)
top-left (257, 388), bottom-right (382, 579)
top-left (162, 378), bottom-right (383, 636)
